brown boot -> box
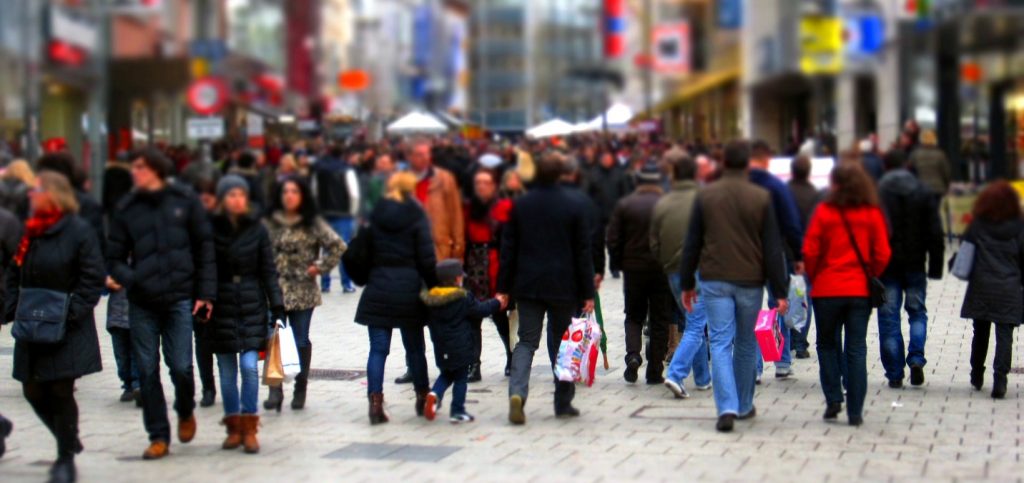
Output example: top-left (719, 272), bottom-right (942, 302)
top-left (178, 415), bottom-right (197, 443)
top-left (241, 415), bottom-right (260, 454)
top-left (368, 393), bottom-right (389, 425)
top-left (221, 415), bottom-right (242, 450)
top-left (142, 440), bottom-right (169, 460)
top-left (415, 389), bottom-right (430, 417)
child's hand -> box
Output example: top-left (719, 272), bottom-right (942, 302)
top-left (496, 294), bottom-right (509, 310)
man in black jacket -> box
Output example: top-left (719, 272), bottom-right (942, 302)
top-left (498, 151), bottom-right (595, 425)
top-left (0, 206), bottom-right (20, 458)
top-left (107, 149), bottom-right (216, 460)
top-left (607, 163), bottom-right (671, 384)
top-left (877, 151), bottom-right (944, 388)
top-left (311, 144), bottom-right (361, 294)
top-left (586, 150), bottom-right (631, 278)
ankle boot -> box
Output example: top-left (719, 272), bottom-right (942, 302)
top-left (48, 456), bottom-right (76, 483)
top-left (415, 389), bottom-right (430, 417)
top-left (292, 345), bottom-right (312, 410)
top-left (221, 415), bottom-right (242, 450)
top-left (241, 415), bottom-right (260, 454)
top-left (970, 369), bottom-right (985, 391)
top-left (368, 393), bottom-right (389, 425)
top-left (992, 373), bottom-right (1008, 399)
top-left (263, 386), bottom-right (284, 412)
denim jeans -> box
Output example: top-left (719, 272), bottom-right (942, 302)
top-left (666, 273), bottom-right (711, 388)
top-left (878, 272), bottom-right (929, 382)
top-left (108, 327), bottom-right (139, 391)
top-left (216, 350), bottom-right (260, 415)
top-left (286, 309), bottom-right (314, 349)
top-left (509, 299), bottom-right (576, 412)
top-left (813, 297), bottom-right (871, 420)
top-left (432, 367), bottom-right (469, 415)
top-left (321, 216), bottom-right (355, 291)
top-left (366, 325), bottom-right (429, 394)
top-left (130, 300), bottom-right (196, 443)
top-left (702, 281), bottom-right (763, 417)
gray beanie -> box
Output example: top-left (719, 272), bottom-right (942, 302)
top-left (216, 174), bottom-right (249, 201)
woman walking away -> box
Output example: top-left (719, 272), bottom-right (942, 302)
top-left (961, 181), bottom-right (1024, 399)
top-left (356, 172), bottom-right (439, 424)
top-left (262, 177), bottom-right (345, 411)
top-left (206, 175), bottom-right (284, 453)
top-left (464, 169), bottom-right (514, 380)
top-left (803, 163), bottom-right (890, 427)
top-left (4, 172), bottom-right (105, 482)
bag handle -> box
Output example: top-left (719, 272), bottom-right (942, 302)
top-left (838, 209), bottom-right (873, 281)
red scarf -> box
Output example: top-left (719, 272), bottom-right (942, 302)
top-left (14, 209), bottom-right (64, 267)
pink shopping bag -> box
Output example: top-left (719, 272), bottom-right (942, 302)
top-left (755, 309), bottom-right (786, 362)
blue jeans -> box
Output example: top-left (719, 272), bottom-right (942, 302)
top-left (217, 350), bottom-right (260, 415)
top-left (666, 274), bottom-right (711, 387)
top-left (130, 300), bottom-right (195, 443)
top-left (813, 297), bottom-right (871, 419)
top-left (878, 272), bottom-right (928, 382)
top-left (321, 216), bottom-right (355, 291)
top-left (109, 327), bottom-right (139, 391)
top-left (286, 309), bottom-right (314, 349)
top-left (431, 367), bottom-right (469, 416)
top-left (702, 281), bottom-right (763, 417)
top-left (367, 325), bottom-right (430, 394)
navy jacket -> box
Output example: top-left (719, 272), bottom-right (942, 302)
top-left (750, 168), bottom-right (804, 262)
top-left (422, 287), bottom-right (500, 370)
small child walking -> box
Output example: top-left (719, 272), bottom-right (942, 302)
top-left (421, 259), bottom-right (506, 423)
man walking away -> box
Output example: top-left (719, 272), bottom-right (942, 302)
top-left (311, 144), bottom-right (361, 294)
top-left (749, 140), bottom-right (804, 379)
top-left (107, 150), bottom-right (216, 460)
top-left (680, 140), bottom-right (789, 432)
top-left (0, 205), bottom-right (21, 457)
top-left (652, 150), bottom-right (711, 398)
top-left (787, 155), bottom-right (821, 359)
top-left (607, 163), bottom-right (672, 384)
top-left (498, 151), bottom-right (596, 425)
top-left (877, 151), bottom-right (944, 388)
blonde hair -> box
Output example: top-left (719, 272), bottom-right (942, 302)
top-left (37, 171), bottom-right (79, 213)
top-left (278, 154), bottom-right (297, 174)
top-left (386, 172), bottom-right (418, 202)
top-left (920, 129), bottom-right (938, 146)
top-left (3, 159), bottom-right (36, 186)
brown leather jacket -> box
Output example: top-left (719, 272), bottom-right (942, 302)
top-left (422, 167), bottom-right (465, 260)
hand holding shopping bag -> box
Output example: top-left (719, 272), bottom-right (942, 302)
top-left (263, 326), bottom-right (284, 386)
top-left (276, 322), bottom-right (302, 381)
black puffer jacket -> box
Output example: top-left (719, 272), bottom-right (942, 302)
top-left (961, 218), bottom-right (1024, 325)
top-left (354, 198), bottom-right (439, 328)
top-left (107, 183), bottom-right (217, 308)
top-left (5, 216), bottom-right (105, 382)
top-left (422, 287), bottom-right (500, 370)
top-left (879, 170), bottom-right (945, 278)
top-left (206, 213), bottom-right (284, 354)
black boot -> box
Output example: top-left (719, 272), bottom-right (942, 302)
top-left (0, 414), bottom-right (12, 459)
top-left (468, 363), bottom-right (482, 383)
top-left (394, 371), bottom-right (414, 384)
top-left (970, 370), bottom-right (984, 391)
top-left (200, 388), bottom-right (216, 408)
top-left (48, 457), bottom-right (76, 483)
top-left (992, 373), bottom-right (1008, 399)
top-left (263, 386), bottom-right (284, 412)
top-left (292, 345), bottom-right (312, 410)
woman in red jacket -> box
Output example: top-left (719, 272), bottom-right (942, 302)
top-left (464, 169), bottom-right (514, 381)
top-left (804, 162), bottom-right (891, 427)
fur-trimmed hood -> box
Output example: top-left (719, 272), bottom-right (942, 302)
top-left (420, 286), bottom-right (467, 307)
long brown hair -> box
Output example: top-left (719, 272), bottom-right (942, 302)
top-left (826, 162), bottom-right (879, 207)
top-left (973, 180), bottom-right (1021, 223)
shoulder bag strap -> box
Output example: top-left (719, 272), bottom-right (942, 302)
top-left (838, 209), bottom-right (872, 279)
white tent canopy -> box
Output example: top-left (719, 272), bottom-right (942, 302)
top-left (386, 111), bottom-right (448, 134)
top-left (526, 118), bottom-right (576, 138)
top-left (578, 103), bottom-right (635, 132)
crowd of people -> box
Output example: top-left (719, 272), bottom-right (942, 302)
top-left (0, 124), bottom-right (1021, 482)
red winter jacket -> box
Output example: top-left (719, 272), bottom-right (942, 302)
top-left (464, 198), bottom-right (512, 297)
top-left (803, 202), bottom-right (891, 298)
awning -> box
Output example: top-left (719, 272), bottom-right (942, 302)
top-left (386, 111), bottom-right (448, 134)
top-left (650, 65), bottom-right (741, 114)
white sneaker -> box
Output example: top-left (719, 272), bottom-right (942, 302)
top-left (695, 383), bottom-right (712, 391)
top-left (664, 380), bottom-right (689, 399)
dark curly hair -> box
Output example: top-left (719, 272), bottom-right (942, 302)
top-left (973, 180), bottom-right (1021, 223)
top-left (270, 176), bottom-right (319, 227)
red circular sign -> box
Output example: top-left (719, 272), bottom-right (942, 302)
top-left (187, 77), bottom-right (228, 115)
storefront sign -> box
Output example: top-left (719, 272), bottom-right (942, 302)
top-left (49, 6), bottom-right (97, 53)
top-left (799, 16), bottom-right (844, 75)
top-left (186, 117), bottom-right (224, 140)
top-left (186, 77), bottom-right (228, 115)
top-left (652, 23), bottom-right (691, 75)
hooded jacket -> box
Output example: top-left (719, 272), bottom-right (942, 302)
top-left (354, 197), bottom-right (439, 328)
top-left (878, 169), bottom-right (944, 279)
top-left (421, 287), bottom-right (500, 370)
top-left (961, 219), bottom-right (1024, 325)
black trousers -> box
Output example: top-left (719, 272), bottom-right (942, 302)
top-left (194, 324), bottom-right (216, 393)
top-left (971, 320), bottom-right (1016, 378)
top-left (471, 310), bottom-right (512, 368)
top-left (623, 269), bottom-right (672, 380)
top-left (23, 378), bottom-right (79, 460)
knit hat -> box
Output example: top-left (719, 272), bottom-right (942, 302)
top-left (216, 174), bottom-right (249, 201)
top-left (436, 259), bottom-right (465, 286)
top-left (636, 163), bottom-right (661, 184)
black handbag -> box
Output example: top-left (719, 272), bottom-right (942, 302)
top-left (838, 211), bottom-right (887, 308)
top-left (341, 222), bottom-right (373, 287)
top-left (12, 287), bottom-right (71, 344)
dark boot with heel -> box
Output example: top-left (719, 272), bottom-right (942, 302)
top-left (291, 345), bottom-right (312, 410)
top-left (368, 393), bottom-right (389, 425)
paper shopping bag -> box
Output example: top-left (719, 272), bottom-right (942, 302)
top-left (262, 327), bottom-right (284, 386)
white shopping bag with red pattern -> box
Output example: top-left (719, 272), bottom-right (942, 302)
top-left (554, 312), bottom-right (602, 387)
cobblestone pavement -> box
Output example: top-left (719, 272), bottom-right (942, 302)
top-left (1, 274), bottom-right (1023, 482)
